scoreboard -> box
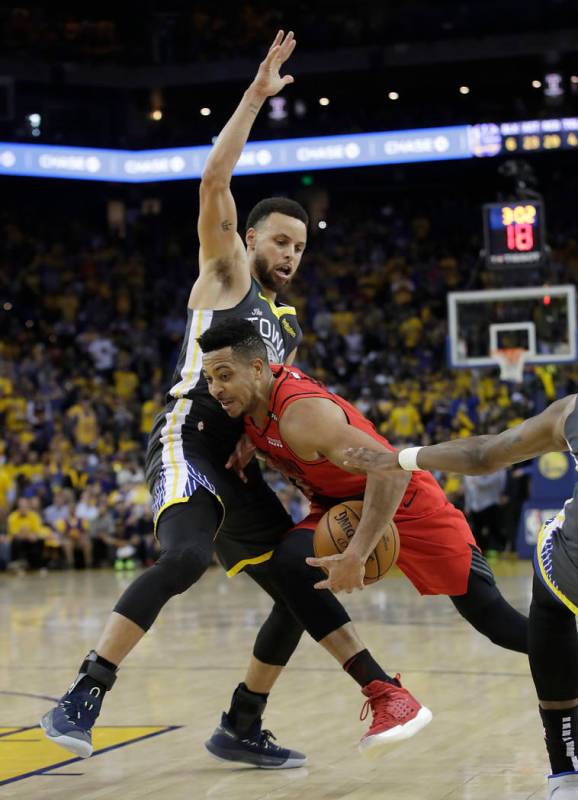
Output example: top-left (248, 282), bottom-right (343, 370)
top-left (483, 201), bottom-right (545, 267)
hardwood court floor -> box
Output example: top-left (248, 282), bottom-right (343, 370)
top-left (0, 560), bottom-right (553, 800)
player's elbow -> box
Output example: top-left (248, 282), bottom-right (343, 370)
top-left (200, 169), bottom-right (230, 193)
top-left (470, 449), bottom-right (497, 475)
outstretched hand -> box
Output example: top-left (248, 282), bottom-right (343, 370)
top-left (343, 447), bottom-right (401, 476)
top-left (252, 30), bottom-right (296, 99)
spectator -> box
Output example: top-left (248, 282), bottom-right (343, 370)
top-left (52, 504), bottom-right (93, 568)
top-left (7, 496), bottom-right (47, 570)
top-left (463, 471), bottom-right (508, 556)
top-left (386, 397), bottom-right (424, 444)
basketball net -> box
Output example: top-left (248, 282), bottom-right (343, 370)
top-left (491, 348), bottom-right (528, 383)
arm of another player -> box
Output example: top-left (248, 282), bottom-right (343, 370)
top-left (279, 398), bottom-right (410, 593)
top-left (196, 31), bottom-right (296, 288)
top-left (344, 395), bottom-right (576, 477)
top-left (225, 432), bottom-right (255, 483)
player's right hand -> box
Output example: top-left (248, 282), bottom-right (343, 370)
top-left (252, 30), bottom-right (296, 99)
top-left (306, 552), bottom-right (365, 594)
top-left (343, 447), bottom-right (402, 475)
top-left (225, 433), bottom-right (256, 483)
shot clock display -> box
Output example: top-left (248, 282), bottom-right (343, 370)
top-left (483, 201), bottom-right (545, 267)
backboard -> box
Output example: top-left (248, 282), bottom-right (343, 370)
top-left (447, 285), bottom-right (576, 369)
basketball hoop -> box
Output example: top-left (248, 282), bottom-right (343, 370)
top-left (492, 348), bottom-right (528, 383)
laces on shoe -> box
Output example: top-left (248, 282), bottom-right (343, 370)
top-left (59, 687), bottom-right (102, 727)
top-left (85, 686), bottom-right (100, 712)
top-left (360, 685), bottom-right (392, 722)
top-left (259, 729), bottom-right (277, 749)
top-left (360, 675), bottom-right (408, 731)
top-left (61, 699), bottom-right (73, 723)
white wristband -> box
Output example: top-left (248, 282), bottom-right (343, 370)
top-left (397, 447), bottom-right (423, 471)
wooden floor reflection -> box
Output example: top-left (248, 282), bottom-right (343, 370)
top-left (0, 560), bottom-right (552, 799)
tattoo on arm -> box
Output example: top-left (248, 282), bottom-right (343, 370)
top-left (248, 103), bottom-right (260, 115)
top-left (220, 220), bottom-right (232, 232)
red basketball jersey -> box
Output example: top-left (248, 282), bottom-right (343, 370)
top-left (245, 365), bottom-right (447, 520)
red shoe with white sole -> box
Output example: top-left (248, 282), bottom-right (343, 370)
top-left (358, 675), bottom-right (432, 758)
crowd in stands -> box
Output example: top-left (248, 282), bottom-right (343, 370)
top-left (1, 186), bottom-right (577, 572)
top-left (2, 3), bottom-right (574, 65)
top-left (4, 7), bottom-right (576, 152)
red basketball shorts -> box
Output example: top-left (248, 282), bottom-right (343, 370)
top-left (294, 500), bottom-right (476, 597)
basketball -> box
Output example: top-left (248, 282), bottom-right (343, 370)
top-left (313, 500), bottom-right (400, 585)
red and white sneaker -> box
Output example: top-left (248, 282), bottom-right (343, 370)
top-left (358, 675), bottom-right (432, 758)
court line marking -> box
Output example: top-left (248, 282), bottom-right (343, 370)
top-left (0, 725), bottom-right (182, 787)
top-left (0, 726), bottom-right (37, 739)
top-left (41, 772), bottom-right (85, 776)
top-left (0, 690), bottom-right (59, 702)
top-left (0, 739), bottom-right (41, 742)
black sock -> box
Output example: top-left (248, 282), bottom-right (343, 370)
top-left (540, 705), bottom-right (578, 775)
top-left (342, 649), bottom-right (395, 688)
top-left (227, 682), bottom-right (268, 735)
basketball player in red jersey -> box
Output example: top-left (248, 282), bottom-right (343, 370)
top-left (41, 31), bottom-right (429, 768)
top-left (198, 319), bottom-right (531, 741)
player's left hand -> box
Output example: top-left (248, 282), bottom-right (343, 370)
top-left (226, 433), bottom-right (256, 483)
top-left (343, 447), bottom-right (401, 475)
top-left (306, 552), bottom-right (365, 594)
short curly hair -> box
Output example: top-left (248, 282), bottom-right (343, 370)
top-left (246, 197), bottom-right (308, 232)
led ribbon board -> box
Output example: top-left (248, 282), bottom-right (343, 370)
top-left (0, 117), bottom-right (576, 183)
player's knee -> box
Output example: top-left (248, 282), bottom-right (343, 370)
top-left (268, 535), bottom-right (313, 584)
top-left (268, 547), bottom-right (308, 587)
top-left (156, 544), bottom-right (212, 595)
top-left (253, 602), bottom-right (304, 665)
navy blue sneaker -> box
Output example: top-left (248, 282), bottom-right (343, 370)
top-left (205, 712), bottom-right (307, 769)
top-left (40, 650), bottom-right (117, 758)
top-left (40, 685), bottom-right (103, 758)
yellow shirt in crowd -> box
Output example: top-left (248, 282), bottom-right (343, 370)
top-left (114, 369), bottom-right (139, 401)
top-left (389, 404), bottom-right (424, 439)
top-left (140, 398), bottom-right (162, 434)
top-left (67, 404), bottom-right (99, 447)
top-left (7, 509), bottom-right (45, 539)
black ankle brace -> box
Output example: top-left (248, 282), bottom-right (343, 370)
top-left (228, 683), bottom-right (268, 733)
top-left (79, 651), bottom-right (118, 691)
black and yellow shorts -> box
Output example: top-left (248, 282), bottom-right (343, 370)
top-left (150, 454), bottom-right (293, 577)
top-left (534, 508), bottom-right (578, 614)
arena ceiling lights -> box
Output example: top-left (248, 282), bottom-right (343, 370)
top-left (0, 117), bottom-right (576, 183)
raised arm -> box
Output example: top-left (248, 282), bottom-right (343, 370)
top-left (280, 398), bottom-right (410, 592)
top-left (196, 31), bottom-right (296, 293)
top-left (344, 395), bottom-right (576, 478)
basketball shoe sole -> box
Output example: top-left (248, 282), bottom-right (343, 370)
top-left (40, 709), bottom-right (93, 758)
top-left (548, 771), bottom-right (578, 798)
top-left (205, 743), bottom-right (306, 769)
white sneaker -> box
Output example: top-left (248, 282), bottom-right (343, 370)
top-left (548, 773), bottom-right (578, 798)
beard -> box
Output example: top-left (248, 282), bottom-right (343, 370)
top-left (253, 253), bottom-right (291, 294)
